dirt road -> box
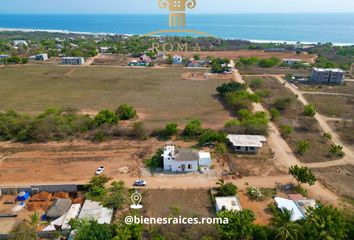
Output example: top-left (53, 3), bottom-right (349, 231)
top-left (272, 75), bottom-right (354, 168)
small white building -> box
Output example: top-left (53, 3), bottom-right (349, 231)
top-left (215, 196), bottom-right (242, 213)
top-left (227, 134), bottom-right (266, 153)
top-left (274, 197), bottom-right (305, 221)
top-left (34, 53), bottom-right (48, 61)
top-left (61, 57), bottom-right (85, 65)
top-left (283, 59), bottom-right (302, 65)
top-left (162, 145), bottom-right (211, 172)
top-left (13, 40), bottom-right (28, 46)
top-left (99, 46), bottom-right (109, 53)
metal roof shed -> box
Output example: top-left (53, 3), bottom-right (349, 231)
top-left (78, 200), bottom-right (113, 224)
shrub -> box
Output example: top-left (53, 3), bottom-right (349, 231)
top-left (183, 119), bottom-right (203, 139)
top-left (304, 104), bottom-right (316, 117)
top-left (269, 108), bottom-right (280, 121)
top-left (257, 57), bottom-right (280, 68)
top-left (250, 78), bottom-right (264, 89)
top-left (272, 97), bottom-right (292, 111)
top-left (198, 129), bottom-right (227, 146)
top-left (289, 165), bottom-right (316, 186)
top-left (323, 132), bottom-right (332, 141)
top-left (296, 140), bottom-right (310, 155)
top-left (130, 122), bottom-right (147, 140)
top-left (215, 143), bottom-right (227, 155)
top-left (115, 104), bottom-right (136, 120)
top-left (280, 125), bottom-right (294, 138)
top-left (164, 123), bottom-right (178, 137)
top-left (329, 144), bottom-right (344, 157)
top-left (94, 109), bottom-right (119, 127)
top-left (216, 82), bottom-right (246, 96)
top-left (247, 187), bottom-right (263, 200)
top-left (216, 180), bottom-right (238, 196)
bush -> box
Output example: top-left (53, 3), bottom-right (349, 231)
top-left (211, 58), bottom-right (231, 73)
top-left (304, 104), bottom-right (316, 117)
top-left (280, 125), bottom-right (294, 138)
top-left (216, 82), bottom-right (246, 96)
top-left (115, 104), bottom-right (136, 120)
top-left (215, 143), bottom-right (227, 155)
top-left (198, 129), bottom-right (227, 146)
top-left (130, 122), bottom-right (147, 140)
top-left (164, 123), bottom-right (178, 137)
top-left (238, 111), bottom-right (269, 136)
top-left (272, 97), bottom-right (292, 111)
top-left (216, 180), bottom-right (238, 196)
top-left (250, 78), bottom-right (264, 89)
top-left (257, 57), bottom-right (280, 68)
top-left (329, 144), bottom-right (344, 157)
top-left (183, 119), bottom-right (203, 139)
top-left (269, 108), bottom-right (280, 121)
top-left (94, 109), bottom-right (119, 127)
top-left (323, 132), bottom-right (332, 141)
top-left (296, 140), bottom-right (310, 155)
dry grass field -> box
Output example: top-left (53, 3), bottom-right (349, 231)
top-left (244, 76), bottom-right (339, 163)
top-left (0, 65), bottom-right (233, 130)
top-left (328, 120), bottom-right (354, 150)
top-left (304, 94), bottom-right (354, 119)
top-left (172, 50), bottom-right (317, 63)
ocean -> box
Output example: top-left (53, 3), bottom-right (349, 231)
top-left (0, 13), bottom-right (354, 44)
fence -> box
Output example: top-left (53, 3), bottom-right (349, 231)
top-left (0, 184), bottom-right (81, 195)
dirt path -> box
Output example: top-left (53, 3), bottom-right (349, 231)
top-left (273, 75), bottom-right (354, 168)
top-left (230, 67), bottom-right (340, 203)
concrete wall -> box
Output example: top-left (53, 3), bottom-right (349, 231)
top-left (0, 184), bottom-right (78, 194)
top-left (171, 160), bottom-right (198, 172)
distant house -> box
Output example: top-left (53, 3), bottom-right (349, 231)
top-left (162, 144), bottom-right (212, 172)
top-left (78, 200), bottom-right (113, 224)
top-left (188, 60), bottom-right (207, 68)
top-left (227, 134), bottom-right (267, 153)
top-left (56, 44), bottom-right (63, 50)
top-left (172, 55), bottom-right (183, 64)
top-left (282, 59), bottom-right (302, 65)
top-left (310, 67), bottom-right (345, 85)
top-left (33, 53), bottom-right (48, 61)
top-left (215, 196), bottom-right (242, 213)
top-left (61, 57), bottom-right (85, 65)
top-left (99, 46), bottom-right (109, 53)
top-left (0, 54), bottom-right (10, 59)
top-left (264, 48), bottom-right (285, 52)
top-left (13, 40), bottom-right (28, 46)
top-left (128, 60), bottom-right (149, 67)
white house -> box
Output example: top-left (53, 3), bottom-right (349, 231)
top-left (274, 197), bottom-right (306, 221)
top-left (282, 59), bottom-right (302, 65)
top-left (34, 53), bottom-right (48, 61)
top-left (215, 196), bottom-right (242, 213)
top-left (78, 200), bottom-right (113, 224)
top-left (162, 145), bottom-right (211, 172)
top-left (13, 40), bottom-right (28, 46)
top-left (227, 134), bottom-right (266, 153)
top-left (61, 57), bottom-right (85, 65)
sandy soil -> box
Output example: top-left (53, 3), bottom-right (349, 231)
top-left (0, 139), bottom-right (193, 185)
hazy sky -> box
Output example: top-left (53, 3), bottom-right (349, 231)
top-left (1, 0), bottom-right (354, 14)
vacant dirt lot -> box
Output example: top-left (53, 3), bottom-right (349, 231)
top-left (240, 68), bottom-right (311, 76)
top-left (305, 94), bottom-right (354, 119)
top-left (312, 165), bottom-right (354, 199)
top-left (91, 54), bottom-right (132, 66)
top-left (328, 120), bottom-right (354, 150)
top-left (228, 143), bottom-right (286, 176)
top-left (244, 76), bottom-right (340, 163)
top-left (296, 81), bottom-right (354, 95)
top-left (0, 139), bottom-right (193, 185)
top-left (142, 189), bottom-right (218, 240)
top-left (0, 65), bottom-right (233, 130)
top-left (172, 50), bottom-right (317, 63)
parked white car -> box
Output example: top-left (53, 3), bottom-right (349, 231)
top-left (95, 166), bottom-right (105, 175)
top-left (133, 179), bottom-right (146, 186)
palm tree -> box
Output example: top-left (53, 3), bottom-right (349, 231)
top-left (271, 208), bottom-right (303, 240)
top-left (27, 212), bottom-right (40, 240)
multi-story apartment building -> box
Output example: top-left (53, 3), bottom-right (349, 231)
top-left (61, 57), bottom-right (85, 65)
top-left (310, 67), bottom-right (345, 84)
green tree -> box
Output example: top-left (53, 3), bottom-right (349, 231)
top-left (114, 219), bottom-right (143, 240)
top-left (216, 179), bottom-right (238, 196)
top-left (115, 104), bottom-right (136, 120)
top-left (329, 144), bottom-right (344, 157)
top-left (270, 208), bottom-right (303, 240)
top-left (198, 129), bottom-right (227, 146)
top-left (217, 209), bottom-right (255, 240)
top-left (145, 148), bottom-right (164, 169)
top-left (71, 219), bottom-right (114, 240)
top-left (304, 205), bottom-right (348, 240)
top-left (288, 165), bottom-right (316, 186)
top-left (103, 181), bottom-right (127, 210)
top-left (216, 82), bottom-right (246, 97)
top-left (303, 104), bottom-right (316, 117)
top-left (296, 140), bottom-right (310, 156)
top-left (94, 109), bottom-right (119, 127)
top-left (215, 142), bottom-right (227, 155)
top-left (86, 175), bottom-right (109, 201)
top-left (164, 123), bottom-right (178, 137)
top-left (183, 119), bottom-right (203, 139)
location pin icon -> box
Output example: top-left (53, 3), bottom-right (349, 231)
top-left (130, 192), bottom-right (143, 209)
